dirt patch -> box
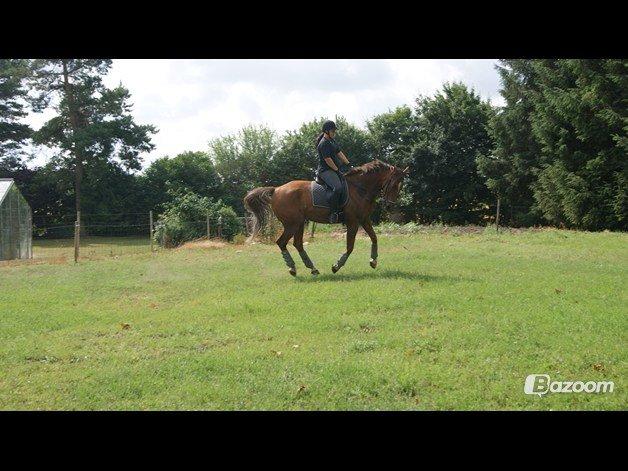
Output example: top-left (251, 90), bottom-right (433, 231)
top-left (176, 239), bottom-right (228, 250)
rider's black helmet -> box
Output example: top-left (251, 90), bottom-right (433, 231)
top-left (322, 120), bottom-right (337, 133)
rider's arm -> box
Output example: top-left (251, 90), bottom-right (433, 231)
top-left (324, 157), bottom-right (339, 171)
top-left (337, 151), bottom-right (350, 165)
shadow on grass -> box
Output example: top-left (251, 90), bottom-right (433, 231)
top-left (295, 268), bottom-right (470, 283)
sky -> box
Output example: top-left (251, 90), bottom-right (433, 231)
top-left (25, 59), bottom-right (503, 168)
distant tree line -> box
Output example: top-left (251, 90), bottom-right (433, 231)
top-left (1, 59), bottom-right (626, 232)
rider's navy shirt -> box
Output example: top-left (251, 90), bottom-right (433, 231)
top-left (317, 136), bottom-right (342, 173)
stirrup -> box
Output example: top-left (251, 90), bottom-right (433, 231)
top-left (329, 211), bottom-right (343, 224)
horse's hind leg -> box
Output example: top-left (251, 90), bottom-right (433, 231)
top-left (294, 223), bottom-right (319, 275)
top-left (276, 223), bottom-right (298, 276)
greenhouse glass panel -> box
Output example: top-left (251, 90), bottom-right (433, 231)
top-left (0, 179), bottom-right (32, 260)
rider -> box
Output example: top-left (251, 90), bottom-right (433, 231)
top-left (316, 120), bottom-right (352, 223)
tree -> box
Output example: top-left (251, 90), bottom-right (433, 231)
top-left (210, 125), bottom-right (279, 212)
top-left (365, 107), bottom-right (417, 222)
top-left (141, 151), bottom-right (222, 212)
top-left (27, 162), bottom-right (76, 235)
top-left (28, 59), bottom-right (157, 215)
top-left (366, 105), bottom-right (416, 167)
top-left (331, 116), bottom-right (372, 166)
top-left (528, 59), bottom-right (627, 230)
top-left (271, 116), bottom-right (371, 186)
top-left (0, 59), bottom-right (32, 160)
top-left (270, 119), bottom-right (322, 185)
top-left (407, 82), bottom-right (496, 224)
top-left (484, 59), bottom-right (628, 230)
top-left (477, 60), bottom-right (544, 226)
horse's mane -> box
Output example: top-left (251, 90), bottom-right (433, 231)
top-left (344, 159), bottom-right (393, 178)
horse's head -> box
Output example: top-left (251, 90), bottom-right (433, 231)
top-left (382, 166), bottom-right (410, 204)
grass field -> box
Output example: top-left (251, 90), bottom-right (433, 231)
top-left (0, 226), bottom-right (626, 410)
top-left (29, 236), bottom-right (152, 263)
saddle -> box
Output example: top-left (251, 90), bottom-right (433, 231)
top-left (311, 173), bottom-right (349, 210)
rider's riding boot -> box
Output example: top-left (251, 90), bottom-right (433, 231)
top-left (329, 209), bottom-right (344, 224)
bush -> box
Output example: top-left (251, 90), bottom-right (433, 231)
top-left (232, 233), bottom-right (247, 245)
top-left (154, 191), bottom-right (242, 247)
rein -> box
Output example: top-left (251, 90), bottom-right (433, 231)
top-left (344, 165), bottom-right (397, 203)
top-left (380, 166), bottom-right (397, 203)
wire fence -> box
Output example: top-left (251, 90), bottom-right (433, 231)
top-left (6, 198), bottom-right (533, 264)
top-left (25, 212), bottom-right (252, 263)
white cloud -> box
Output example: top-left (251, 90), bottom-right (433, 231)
top-left (24, 59), bottom-right (503, 168)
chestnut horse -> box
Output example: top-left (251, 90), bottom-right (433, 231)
top-left (244, 160), bottom-right (409, 276)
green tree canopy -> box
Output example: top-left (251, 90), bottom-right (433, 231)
top-left (209, 125), bottom-right (279, 212)
top-left (529, 59), bottom-right (627, 230)
top-left (407, 82), bottom-right (496, 224)
top-left (0, 59), bottom-right (32, 160)
top-left (270, 116), bottom-right (371, 187)
top-left (482, 59), bottom-right (627, 230)
top-left (28, 59), bottom-right (157, 214)
top-left (141, 151), bottom-right (222, 212)
top-left (366, 105), bottom-right (415, 167)
top-left (477, 60), bottom-right (544, 226)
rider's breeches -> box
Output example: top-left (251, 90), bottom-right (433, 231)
top-left (319, 169), bottom-right (343, 211)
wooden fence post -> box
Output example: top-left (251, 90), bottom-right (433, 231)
top-left (495, 196), bottom-right (501, 232)
top-left (149, 210), bottom-right (154, 253)
top-left (217, 215), bottom-right (223, 239)
top-left (74, 210), bottom-right (81, 263)
top-left (206, 213), bottom-right (211, 240)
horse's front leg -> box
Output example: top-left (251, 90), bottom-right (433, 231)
top-left (362, 219), bottom-right (378, 269)
top-left (332, 222), bottom-right (358, 273)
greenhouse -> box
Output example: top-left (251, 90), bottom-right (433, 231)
top-left (0, 178), bottom-right (32, 260)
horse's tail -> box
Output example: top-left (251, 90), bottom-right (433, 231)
top-left (243, 186), bottom-right (276, 242)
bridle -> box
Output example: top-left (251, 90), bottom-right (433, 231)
top-left (380, 166), bottom-right (398, 205)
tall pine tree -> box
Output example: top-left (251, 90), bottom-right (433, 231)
top-left (0, 59), bottom-right (32, 164)
top-left (484, 59), bottom-right (627, 230)
top-left (529, 59), bottom-right (627, 230)
top-left (28, 59), bottom-right (157, 215)
top-left (477, 60), bottom-right (544, 226)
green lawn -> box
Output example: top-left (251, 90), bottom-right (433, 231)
top-left (31, 236), bottom-right (152, 262)
top-left (0, 227), bottom-right (626, 410)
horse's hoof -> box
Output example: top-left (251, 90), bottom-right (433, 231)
top-left (331, 265), bottom-right (339, 273)
top-left (289, 268), bottom-right (297, 277)
top-left (370, 259), bottom-right (377, 269)
top-left (311, 269), bottom-right (320, 276)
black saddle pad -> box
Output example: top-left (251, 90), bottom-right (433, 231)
top-left (311, 177), bottom-right (349, 209)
